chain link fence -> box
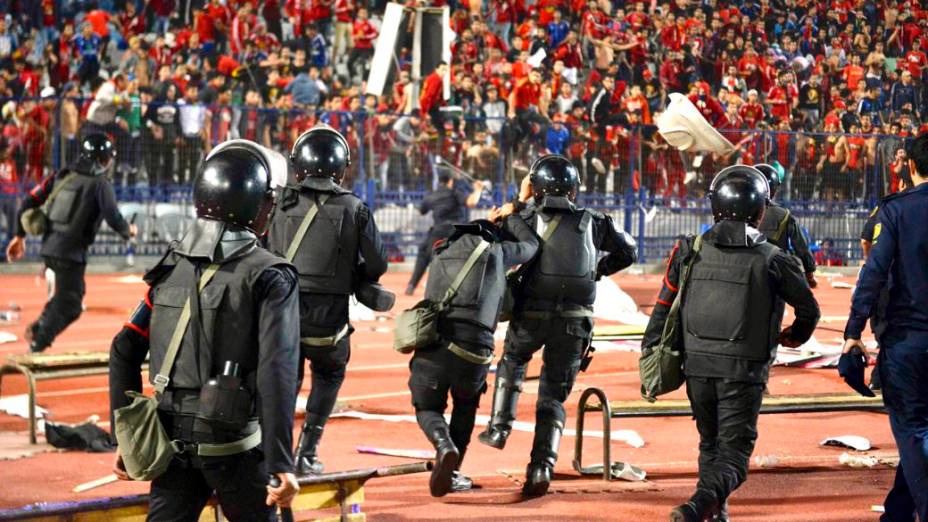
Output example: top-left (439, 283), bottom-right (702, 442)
top-left (0, 100), bottom-right (905, 265)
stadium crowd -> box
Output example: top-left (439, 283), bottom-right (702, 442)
top-left (0, 0), bottom-right (927, 200)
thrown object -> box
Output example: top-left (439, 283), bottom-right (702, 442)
top-left (839, 452), bottom-right (878, 468)
top-left (821, 436), bottom-right (872, 451)
top-left (656, 93), bottom-right (736, 154)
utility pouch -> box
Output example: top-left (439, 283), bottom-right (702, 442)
top-left (394, 240), bottom-right (490, 354)
top-left (196, 361), bottom-right (253, 431)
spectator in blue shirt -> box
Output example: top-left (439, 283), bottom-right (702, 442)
top-left (73, 22), bottom-right (102, 87)
top-left (308, 24), bottom-right (328, 68)
top-left (548, 11), bottom-right (569, 49)
top-left (545, 115), bottom-right (570, 155)
top-left (286, 67), bottom-right (328, 107)
top-left (891, 70), bottom-right (919, 117)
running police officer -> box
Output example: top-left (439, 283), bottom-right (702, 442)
top-left (479, 154), bottom-right (638, 496)
top-left (754, 163), bottom-right (818, 288)
top-left (405, 172), bottom-right (484, 295)
top-left (844, 133), bottom-right (928, 522)
top-left (409, 215), bottom-right (538, 497)
top-left (265, 126), bottom-right (389, 475)
top-left (108, 140), bottom-right (301, 518)
top-left (642, 165), bottom-right (820, 522)
top-left (6, 133), bottom-right (137, 353)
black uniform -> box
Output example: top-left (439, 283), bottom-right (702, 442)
top-left (409, 215), bottom-right (538, 490)
top-left (485, 197), bottom-right (637, 493)
top-left (109, 218), bottom-right (301, 520)
top-left (16, 166), bottom-right (132, 351)
top-left (757, 202), bottom-right (816, 275)
top-left (265, 175), bottom-right (387, 472)
top-left (407, 181), bottom-right (472, 292)
top-left (643, 220), bottom-right (820, 512)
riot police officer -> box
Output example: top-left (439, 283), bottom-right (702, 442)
top-left (265, 126), bottom-right (389, 475)
top-left (478, 155), bottom-right (638, 496)
top-left (409, 216), bottom-right (538, 497)
top-left (6, 133), bottom-right (137, 353)
top-left (405, 172), bottom-right (484, 295)
top-left (641, 166), bottom-right (820, 521)
top-left (754, 163), bottom-right (818, 288)
top-left (108, 140), bottom-right (301, 518)
top-left (844, 133), bottom-right (928, 522)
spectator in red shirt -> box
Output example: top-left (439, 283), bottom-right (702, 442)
top-left (508, 68), bottom-right (548, 153)
top-left (739, 89), bottom-right (765, 129)
top-left (151, 0), bottom-right (175, 35)
top-left (766, 70), bottom-right (798, 122)
top-left (420, 62), bottom-right (449, 135)
top-left (347, 8), bottom-right (377, 79)
top-left (659, 51), bottom-right (683, 93)
top-left (687, 83), bottom-right (728, 128)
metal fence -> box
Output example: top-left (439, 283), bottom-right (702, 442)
top-left (0, 101), bottom-right (901, 265)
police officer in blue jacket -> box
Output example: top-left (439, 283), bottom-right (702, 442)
top-left (844, 132), bottom-right (928, 522)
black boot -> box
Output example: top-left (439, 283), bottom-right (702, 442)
top-left (450, 448), bottom-right (473, 492)
top-left (670, 489), bottom-right (719, 522)
top-left (426, 427), bottom-right (459, 497)
top-left (294, 423), bottom-right (325, 475)
top-left (25, 322), bottom-right (48, 354)
top-left (478, 375), bottom-right (522, 450)
top-left (522, 420), bottom-right (563, 497)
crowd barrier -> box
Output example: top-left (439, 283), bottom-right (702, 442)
top-left (0, 101), bottom-right (903, 264)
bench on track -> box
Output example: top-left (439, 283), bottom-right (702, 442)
top-left (0, 462), bottom-right (431, 521)
top-left (572, 387), bottom-right (886, 481)
top-left (0, 352), bottom-right (147, 444)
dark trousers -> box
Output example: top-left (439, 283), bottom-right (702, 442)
top-left (878, 332), bottom-right (928, 522)
top-left (178, 136), bottom-right (203, 186)
top-left (409, 344), bottom-right (489, 456)
top-left (686, 376), bottom-right (765, 503)
top-left (148, 449), bottom-right (275, 521)
top-left (513, 108), bottom-right (548, 153)
top-left (347, 48), bottom-right (374, 79)
top-left (408, 225), bottom-right (452, 291)
top-left (500, 315), bottom-right (591, 464)
top-left (300, 334), bottom-right (351, 426)
top-left (32, 257), bottom-right (86, 348)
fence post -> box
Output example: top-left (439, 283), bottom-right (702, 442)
top-left (622, 128), bottom-right (635, 238)
top-left (636, 127), bottom-right (647, 263)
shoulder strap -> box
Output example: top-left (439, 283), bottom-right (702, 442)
top-left (441, 240), bottom-right (490, 306)
top-left (662, 235), bottom-right (702, 338)
top-left (540, 214), bottom-right (563, 242)
top-left (152, 263), bottom-right (220, 395)
top-left (772, 209), bottom-right (791, 242)
top-left (43, 172), bottom-right (77, 212)
top-left (284, 192), bottom-right (331, 262)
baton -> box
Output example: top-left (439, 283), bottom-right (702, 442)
top-left (268, 476), bottom-right (295, 522)
top-left (434, 156), bottom-right (476, 182)
top-left (126, 213), bottom-right (137, 267)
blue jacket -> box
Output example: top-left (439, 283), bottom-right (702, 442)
top-left (545, 126), bottom-right (570, 155)
top-left (846, 183), bottom-right (928, 338)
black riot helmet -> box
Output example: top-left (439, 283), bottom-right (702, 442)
top-left (753, 163), bottom-right (781, 199)
top-left (529, 154), bottom-right (581, 202)
top-left (708, 165), bottom-right (770, 226)
top-left (290, 126), bottom-right (351, 183)
top-left (194, 142), bottom-right (276, 235)
top-left (75, 133), bottom-right (116, 176)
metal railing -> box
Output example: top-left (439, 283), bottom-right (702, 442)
top-left (0, 101), bottom-right (903, 264)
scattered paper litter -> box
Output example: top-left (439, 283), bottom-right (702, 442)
top-left (611, 461), bottom-right (647, 481)
top-left (0, 394), bottom-right (47, 420)
top-left (821, 435), bottom-right (871, 451)
top-left (872, 506), bottom-right (886, 513)
top-left (753, 455), bottom-right (780, 467)
top-left (356, 446), bottom-right (433, 459)
top-left (0, 331), bottom-right (17, 344)
top-left (332, 410), bottom-right (645, 448)
top-left (111, 275), bottom-right (145, 284)
top-left (839, 452), bottom-right (878, 468)
top-left (831, 281), bottom-right (855, 289)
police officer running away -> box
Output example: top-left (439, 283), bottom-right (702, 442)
top-left (754, 163), bottom-right (818, 288)
top-left (642, 166), bottom-right (820, 522)
top-left (409, 215), bottom-right (538, 497)
top-left (479, 154), bottom-right (638, 496)
top-left (6, 133), bottom-right (137, 353)
top-left (108, 140), bottom-right (301, 518)
top-left (265, 126), bottom-right (389, 475)
top-left (405, 172), bottom-right (484, 295)
top-left (844, 133), bottom-right (928, 522)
